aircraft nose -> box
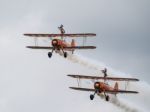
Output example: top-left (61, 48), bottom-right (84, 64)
top-left (94, 82), bottom-right (100, 89)
top-left (52, 39), bottom-right (58, 46)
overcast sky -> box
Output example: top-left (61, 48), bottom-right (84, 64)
top-left (0, 0), bottom-right (150, 112)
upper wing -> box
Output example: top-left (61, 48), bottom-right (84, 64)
top-left (24, 33), bottom-right (96, 37)
top-left (105, 90), bottom-right (139, 94)
top-left (69, 87), bottom-right (95, 92)
top-left (64, 46), bottom-right (96, 49)
top-left (67, 74), bottom-right (139, 81)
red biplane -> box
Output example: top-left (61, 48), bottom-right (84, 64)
top-left (24, 25), bottom-right (96, 58)
top-left (68, 68), bottom-right (139, 101)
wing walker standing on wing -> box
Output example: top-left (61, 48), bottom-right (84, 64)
top-left (68, 68), bottom-right (139, 101)
top-left (24, 25), bottom-right (96, 58)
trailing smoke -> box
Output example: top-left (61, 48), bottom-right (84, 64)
top-left (98, 94), bottom-right (142, 112)
top-left (62, 53), bottom-right (124, 77)
top-left (66, 53), bottom-right (106, 70)
top-left (110, 96), bottom-right (140, 112)
top-left (59, 52), bottom-right (148, 112)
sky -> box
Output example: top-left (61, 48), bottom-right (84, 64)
top-left (0, 0), bottom-right (150, 112)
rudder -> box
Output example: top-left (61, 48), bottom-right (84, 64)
top-left (114, 82), bottom-right (118, 90)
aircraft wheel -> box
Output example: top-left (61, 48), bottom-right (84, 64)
top-left (90, 94), bottom-right (94, 100)
top-left (106, 95), bottom-right (109, 101)
top-left (64, 52), bottom-right (67, 58)
top-left (48, 52), bottom-right (52, 58)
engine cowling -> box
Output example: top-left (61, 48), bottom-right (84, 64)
top-left (94, 82), bottom-right (100, 89)
top-left (52, 39), bottom-right (58, 46)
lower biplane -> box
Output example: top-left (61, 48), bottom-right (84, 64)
top-left (68, 68), bottom-right (139, 101)
top-left (24, 25), bottom-right (96, 58)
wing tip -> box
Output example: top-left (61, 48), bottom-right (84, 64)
top-left (26, 46), bottom-right (31, 48)
top-left (91, 46), bottom-right (96, 49)
top-left (26, 46), bottom-right (34, 49)
top-left (131, 78), bottom-right (139, 81)
top-left (67, 74), bottom-right (73, 77)
top-left (134, 91), bottom-right (139, 94)
top-left (69, 87), bottom-right (76, 90)
top-left (67, 74), bottom-right (78, 78)
top-left (24, 34), bottom-right (29, 36)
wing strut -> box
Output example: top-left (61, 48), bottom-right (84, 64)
top-left (34, 38), bottom-right (38, 46)
top-left (77, 78), bottom-right (81, 87)
top-left (125, 81), bottom-right (129, 90)
top-left (82, 37), bottom-right (87, 46)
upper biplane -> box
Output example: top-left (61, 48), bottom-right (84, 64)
top-left (68, 68), bottom-right (139, 101)
top-left (24, 25), bottom-right (96, 58)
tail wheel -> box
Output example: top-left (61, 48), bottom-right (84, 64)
top-left (48, 52), bottom-right (52, 58)
top-left (90, 94), bottom-right (94, 100)
top-left (106, 95), bottom-right (109, 101)
top-left (64, 52), bottom-right (67, 58)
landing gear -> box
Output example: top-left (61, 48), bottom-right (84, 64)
top-left (64, 52), bottom-right (67, 58)
top-left (90, 90), bottom-right (97, 100)
top-left (104, 92), bottom-right (109, 101)
top-left (48, 48), bottom-right (54, 58)
top-left (61, 47), bottom-right (67, 58)
top-left (105, 95), bottom-right (109, 101)
top-left (48, 52), bottom-right (52, 58)
top-left (90, 94), bottom-right (94, 100)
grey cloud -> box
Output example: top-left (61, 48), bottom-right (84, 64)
top-left (0, 0), bottom-right (150, 112)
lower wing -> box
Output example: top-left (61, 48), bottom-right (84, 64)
top-left (105, 90), bottom-right (139, 94)
top-left (69, 87), bottom-right (95, 92)
top-left (69, 87), bottom-right (138, 94)
top-left (26, 46), bottom-right (96, 50)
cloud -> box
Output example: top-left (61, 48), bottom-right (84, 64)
top-left (0, 0), bottom-right (149, 112)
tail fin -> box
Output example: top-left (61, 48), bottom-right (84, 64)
top-left (71, 39), bottom-right (76, 54)
top-left (114, 82), bottom-right (118, 90)
top-left (71, 39), bottom-right (76, 47)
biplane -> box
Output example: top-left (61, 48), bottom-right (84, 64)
top-left (68, 68), bottom-right (139, 101)
top-left (24, 25), bottom-right (96, 58)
